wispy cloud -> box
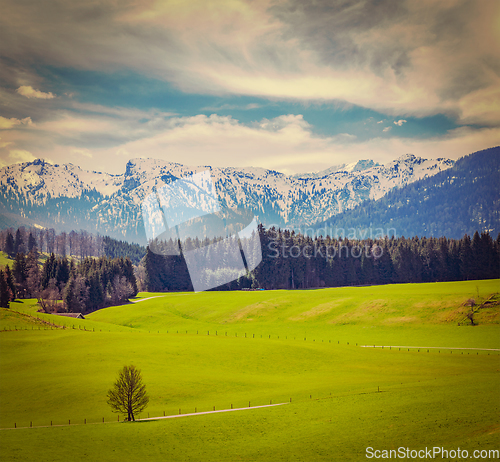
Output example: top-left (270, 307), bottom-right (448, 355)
top-left (16, 86), bottom-right (55, 99)
top-left (0, 0), bottom-right (498, 175)
top-left (2, 106), bottom-right (497, 175)
top-left (71, 148), bottom-right (93, 158)
top-left (201, 102), bottom-right (263, 111)
top-left (0, 116), bottom-right (33, 129)
top-left (0, 0), bottom-right (498, 125)
top-left (0, 149), bottom-right (36, 168)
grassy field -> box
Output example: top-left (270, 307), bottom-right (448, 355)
top-left (0, 251), bottom-right (14, 269)
top-left (0, 280), bottom-right (499, 461)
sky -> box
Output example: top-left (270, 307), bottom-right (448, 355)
top-left (0, 0), bottom-right (499, 175)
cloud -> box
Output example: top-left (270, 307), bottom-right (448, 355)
top-left (0, 149), bottom-right (37, 168)
top-left (0, 137), bottom-right (13, 149)
top-left (16, 86), bottom-right (55, 99)
top-left (377, 120), bottom-right (384, 124)
top-left (383, 127), bottom-right (391, 132)
top-left (71, 148), bottom-right (92, 158)
top-left (394, 119), bottom-right (407, 126)
top-left (0, 116), bottom-right (33, 129)
top-left (1, 103), bottom-right (498, 174)
top-left (201, 102), bottom-right (263, 111)
top-left (0, 0), bottom-right (498, 124)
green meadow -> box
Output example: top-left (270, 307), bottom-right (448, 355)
top-left (1, 280), bottom-right (499, 461)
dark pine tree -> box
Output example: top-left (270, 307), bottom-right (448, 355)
top-left (4, 265), bottom-right (16, 301)
top-left (14, 229), bottom-right (24, 255)
top-left (0, 270), bottom-right (12, 308)
top-left (4, 232), bottom-right (14, 257)
top-left (28, 233), bottom-right (37, 252)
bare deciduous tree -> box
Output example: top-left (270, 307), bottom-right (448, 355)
top-left (465, 299), bottom-right (476, 325)
top-left (107, 365), bottom-right (149, 421)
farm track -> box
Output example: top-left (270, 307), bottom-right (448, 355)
top-left (0, 403), bottom-right (289, 430)
top-left (139, 402), bottom-right (289, 421)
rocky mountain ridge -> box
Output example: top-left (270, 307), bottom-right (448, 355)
top-left (0, 154), bottom-right (454, 242)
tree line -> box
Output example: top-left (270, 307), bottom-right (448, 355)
top-left (0, 249), bottom-right (138, 312)
top-left (143, 226), bottom-right (500, 291)
top-left (0, 227), bottom-right (145, 264)
top-left (1, 226), bottom-right (498, 310)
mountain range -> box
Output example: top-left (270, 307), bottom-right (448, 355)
top-left (314, 146), bottom-right (500, 240)
top-left (0, 153), bottom-right (458, 243)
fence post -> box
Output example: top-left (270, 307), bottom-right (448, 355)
top-left (249, 401), bottom-right (251, 407)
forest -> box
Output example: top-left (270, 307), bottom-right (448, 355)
top-left (143, 225), bottom-right (500, 291)
top-left (1, 225), bottom-right (499, 312)
top-left (0, 228), bottom-right (138, 312)
top-left (313, 147), bottom-right (500, 239)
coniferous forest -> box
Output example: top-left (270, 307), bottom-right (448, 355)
top-left (0, 228), bottom-right (138, 312)
top-left (143, 225), bottom-right (500, 292)
top-left (0, 225), bottom-right (499, 311)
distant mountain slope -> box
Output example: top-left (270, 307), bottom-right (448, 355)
top-left (0, 154), bottom-right (454, 243)
top-left (314, 147), bottom-right (500, 239)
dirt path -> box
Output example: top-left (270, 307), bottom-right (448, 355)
top-left (130, 296), bottom-right (168, 303)
top-left (130, 294), bottom-right (190, 303)
top-left (360, 345), bottom-right (500, 351)
top-left (138, 402), bottom-right (289, 421)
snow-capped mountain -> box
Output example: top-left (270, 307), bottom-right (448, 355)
top-left (0, 154), bottom-right (454, 243)
top-left (291, 159), bottom-right (381, 179)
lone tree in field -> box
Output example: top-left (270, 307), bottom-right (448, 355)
top-left (107, 365), bottom-right (149, 421)
top-left (465, 299), bottom-right (476, 325)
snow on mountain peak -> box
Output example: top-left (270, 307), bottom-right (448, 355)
top-left (0, 154), bottom-right (455, 241)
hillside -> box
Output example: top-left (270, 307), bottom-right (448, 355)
top-left (86, 280), bottom-right (500, 337)
top-left (314, 147), bottom-right (500, 239)
top-left (2, 281), bottom-right (499, 461)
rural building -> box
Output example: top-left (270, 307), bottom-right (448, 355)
top-left (55, 313), bottom-right (85, 319)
